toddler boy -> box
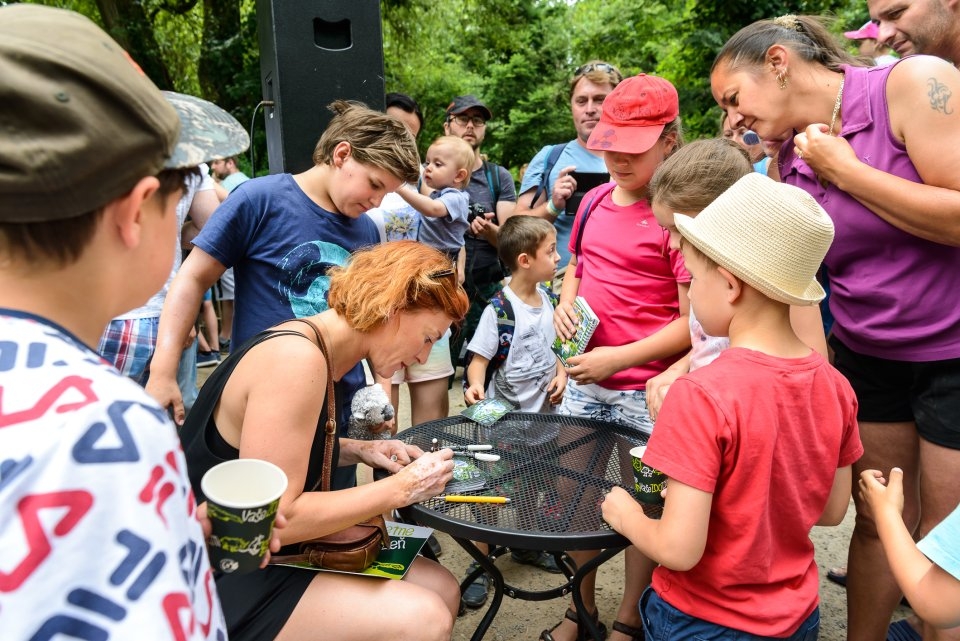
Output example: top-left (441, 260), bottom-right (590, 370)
top-left (602, 173), bottom-right (862, 640)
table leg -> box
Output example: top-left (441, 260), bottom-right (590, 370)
top-left (570, 546), bottom-right (628, 641)
top-left (453, 536), bottom-right (508, 641)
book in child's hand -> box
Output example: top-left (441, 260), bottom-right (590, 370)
top-left (552, 296), bottom-right (600, 366)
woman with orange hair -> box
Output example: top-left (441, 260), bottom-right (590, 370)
top-left (179, 241), bottom-right (469, 641)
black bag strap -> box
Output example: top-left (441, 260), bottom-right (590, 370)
top-left (531, 142), bottom-right (569, 206)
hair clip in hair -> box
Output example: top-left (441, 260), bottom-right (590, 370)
top-left (773, 14), bottom-right (801, 31)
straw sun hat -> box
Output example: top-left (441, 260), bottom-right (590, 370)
top-left (674, 173), bottom-right (835, 306)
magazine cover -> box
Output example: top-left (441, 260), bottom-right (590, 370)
top-left (551, 296), bottom-right (599, 365)
top-left (274, 521), bottom-right (433, 579)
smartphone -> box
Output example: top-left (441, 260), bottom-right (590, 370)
top-left (566, 171), bottom-right (611, 215)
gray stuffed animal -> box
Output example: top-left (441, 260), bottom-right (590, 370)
top-left (347, 384), bottom-right (395, 440)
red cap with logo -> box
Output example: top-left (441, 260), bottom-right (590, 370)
top-left (586, 73), bottom-right (679, 154)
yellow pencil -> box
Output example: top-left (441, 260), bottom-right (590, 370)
top-left (444, 495), bottom-right (510, 504)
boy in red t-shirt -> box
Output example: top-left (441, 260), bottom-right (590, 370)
top-left (602, 173), bottom-right (862, 640)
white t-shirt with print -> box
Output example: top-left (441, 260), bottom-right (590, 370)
top-left (0, 311), bottom-right (226, 640)
top-left (467, 285), bottom-right (558, 412)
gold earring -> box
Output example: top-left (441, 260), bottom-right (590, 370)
top-left (777, 71), bottom-right (788, 90)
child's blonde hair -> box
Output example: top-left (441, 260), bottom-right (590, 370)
top-left (497, 215), bottom-right (556, 271)
top-left (648, 138), bottom-right (752, 213)
top-left (312, 100), bottom-right (421, 184)
top-left (429, 135), bottom-right (475, 189)
top-left (327, 241), bottom-right (469, 332)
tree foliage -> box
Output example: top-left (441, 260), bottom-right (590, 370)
top-left (29, 0), bottom-right (869, 175)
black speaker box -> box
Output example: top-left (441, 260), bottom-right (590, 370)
top-left (256, 0), bottom-right (385, 174)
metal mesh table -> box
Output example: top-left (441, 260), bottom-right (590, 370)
top-left (392, 412), bottom-right (654, 641)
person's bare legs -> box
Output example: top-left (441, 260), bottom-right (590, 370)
top-left (611, 547), bottom-right (653, 639)
top-left (847, 420), bottom-right (920, 641)
top-left (917, 438), bottom-right (960, 641)
top-left (276, 557), bottom-right (458, 641)
top-left (219, 299), bottom-right (233, 346)
top-left (409, 377), bottom-right (450, 426)
top-left (200, 298), bottom-right (218, 350)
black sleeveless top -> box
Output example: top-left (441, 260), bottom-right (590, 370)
top-left (179, 323), bottom-right (344, 640)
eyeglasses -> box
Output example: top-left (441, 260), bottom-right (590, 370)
top-left (450, 114), bottom-right (487, 128)
top-left (574, 62), bottom-right (623, 82)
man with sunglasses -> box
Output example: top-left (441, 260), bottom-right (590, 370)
top-left (513, 61), bottom-right (623, 271)
top-left (443, 95), bottom-right (517, 384)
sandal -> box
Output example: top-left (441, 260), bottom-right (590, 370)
top-left (611, 620), bottom-right (644, 641)
top-left (540, 607), bottom-right (607, 641)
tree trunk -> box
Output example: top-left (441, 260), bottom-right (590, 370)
top-left (94, 0), bottom-right (174, 89)
top-left (198, 0), bottom-right (244, 111)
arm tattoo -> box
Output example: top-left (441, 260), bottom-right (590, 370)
top-left (928, 77), bottom-right (954, 114)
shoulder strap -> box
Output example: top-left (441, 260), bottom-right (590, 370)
top-left (482, 160), bottom-right (501, 205)
top-left (183, 327), bottom-right (320, 457)
top-left (293, 318), bottom-right (337, 494)
top-left (539, 285), bottom-right (560, 309)
top-left (573, 182), bottom-right (616, 279)
top-left (461, 289), bottom-right (514, 396)
top-left (531, 143), bottom-right (568, 206)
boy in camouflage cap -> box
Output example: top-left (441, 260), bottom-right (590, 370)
top-left (0, 5), bottom-right (255, 639)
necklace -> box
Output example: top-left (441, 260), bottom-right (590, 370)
top-left (828, 74), bottom-right (845, 136)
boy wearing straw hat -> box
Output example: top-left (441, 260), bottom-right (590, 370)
top-left (601, 173), bottom-right (863, 640)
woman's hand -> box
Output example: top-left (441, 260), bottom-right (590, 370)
top-left (394, 449), bottom-right (455, 504)
top-left (793, 124), bottom-right (861, 187)
top-left (358, 439), bottom-right (422, 473)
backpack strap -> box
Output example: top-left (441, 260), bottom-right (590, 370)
top-left (530, 143), bottom-right (569, 207)
top-left (482, 160), bottom-right (501, 207)
top-left (573, 182), bottom-right (617, 279)
top-left (462, 289), bottom-right (514, 396)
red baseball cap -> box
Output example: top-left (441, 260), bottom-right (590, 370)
top-left (586, 74), bottom-right (679, 154)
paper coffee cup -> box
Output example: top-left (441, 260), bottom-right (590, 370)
top-left (629, 445), bottom-right (666, 506)
top-left (201, 459), bottom-right (287, 574)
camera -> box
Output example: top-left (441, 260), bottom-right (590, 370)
top-left (467, 202), bottom-right (491, 224)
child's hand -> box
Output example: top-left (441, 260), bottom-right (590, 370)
top-left (858, 467), bottom-right (904, 519)
top-left (601, 486), bottom-right (643, 533)
top-left (565, 346), bottom-right (623, 385)
top-left (464, 383), bottom-right (485, 406)
top-left (547, 371), bottom-right (567, 404)
top-left (646, 367), bottom-right (684, 422)
top-left (553, 300), bottom-right (578, 340)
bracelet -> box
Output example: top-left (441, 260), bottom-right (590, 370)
top-left (546, 200), bottom-right (561, 217)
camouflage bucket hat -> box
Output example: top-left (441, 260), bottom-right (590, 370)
top-left (161, 91), bottom-right (250, 169)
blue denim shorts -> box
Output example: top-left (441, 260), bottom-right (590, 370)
top-left (640, 586), bottom-right (820, 641)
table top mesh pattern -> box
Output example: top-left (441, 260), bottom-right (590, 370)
top-left (396, 412), bottom-right (660, 547)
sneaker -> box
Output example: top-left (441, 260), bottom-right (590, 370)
top-left (197, 351), bottom-right (220, 368)
top-left (218, 337), bottom-right (230, 353)
top-left (511, 549), bottom-right (563, 574)
top-left (461, 561), bottom-right (489, 608)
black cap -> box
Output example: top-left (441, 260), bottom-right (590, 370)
top-left (445, 95), bottom-right (492, 120)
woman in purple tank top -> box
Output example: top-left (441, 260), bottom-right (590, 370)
top-left (711, 15), bottom-right (960, 641)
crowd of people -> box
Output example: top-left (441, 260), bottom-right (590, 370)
top-left (3, 3), bottom-right (960, 641)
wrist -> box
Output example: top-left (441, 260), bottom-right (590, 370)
top-left (546, 200), bottom-right (561, 217)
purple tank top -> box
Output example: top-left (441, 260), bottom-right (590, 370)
top-left (781, 62), bottom-right (960, 361)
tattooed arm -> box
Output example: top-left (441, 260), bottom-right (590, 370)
top-left (799, 55), bottom-right (960, 245)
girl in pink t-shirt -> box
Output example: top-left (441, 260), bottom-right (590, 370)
top-left (545, 74), bottom-right (689, 641)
